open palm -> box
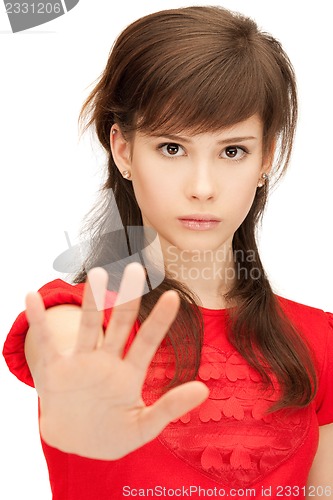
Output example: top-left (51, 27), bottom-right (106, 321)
top-left (25, 263), bottom-right (209, 460)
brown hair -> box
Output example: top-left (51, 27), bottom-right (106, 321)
top-left (74, 6), bottom-right (317, 410)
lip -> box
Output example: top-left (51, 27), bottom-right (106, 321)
top-left (177, 214), bottom-right (221, 231)
top-left (178, 214), bottom-right (221, 222)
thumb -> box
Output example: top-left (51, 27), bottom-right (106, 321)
top-left (138, 381), bottom-right (209, 443)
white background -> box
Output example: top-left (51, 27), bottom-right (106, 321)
top-left (0, 1), bottom-right (332, 498)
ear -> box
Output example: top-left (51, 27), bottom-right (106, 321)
top-left (260, 139), bottom-right (276, 177)
top-left (110, 126), bottom-right (133, 177)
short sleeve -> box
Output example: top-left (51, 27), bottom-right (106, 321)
top-left (2, 279), bottom-right (85, 388)
top-left (315, 312), bottom-right (333, 426)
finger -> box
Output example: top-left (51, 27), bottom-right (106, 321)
top-left (103, 262), bottom-right (146, 355)
top-left (76, 267), bottom-right (108, 352)
top-left (25, 292), bottom-right (58, 364)
top-left (139, 381), bottom-right (209, 443)
top-left (124, 290), bottom-right (180, 374)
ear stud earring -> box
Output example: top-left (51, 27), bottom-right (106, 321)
top-left (122, 170), bottom-right (131, 179)
top-left (258, 172), bottom-right (269, 188)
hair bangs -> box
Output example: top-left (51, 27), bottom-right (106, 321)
top-left (133, 39), bottom-right (267, 138)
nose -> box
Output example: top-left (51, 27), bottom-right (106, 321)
top-left (185, 164), bottom-right (217, 201)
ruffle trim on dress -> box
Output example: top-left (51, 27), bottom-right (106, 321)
top-left (143, 344), bottom-right (312, 488)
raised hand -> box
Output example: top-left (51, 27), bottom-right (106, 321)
top-left (25, 263), bottom-right (209, 460)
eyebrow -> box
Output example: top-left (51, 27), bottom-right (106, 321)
top-left (151, 134), bottom-right (258, 145)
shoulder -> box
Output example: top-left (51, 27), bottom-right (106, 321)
top-left (276, 293), bottom-right (330, 322)
top-left (37, 278), bottom-right (85, 303)
top-left (275, 293), bottom-right (332, 345)
top-left (2, 279), bottom-right (85, 387)
top-left (2, 278), bottom-right (119, 388)
top-left (276, 295), bottom-right (333, 424)
top-left (276, 293), bottom-right (333, 378)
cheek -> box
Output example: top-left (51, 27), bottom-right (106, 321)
top-left (131, 163), bottom-right (171, 212)
top-left (225, 178), bottom-right (258, 220)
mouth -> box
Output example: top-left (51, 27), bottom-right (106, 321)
top-left (177, 215), bottom-right (221, 231)
top-left (178, 214), bottom-right (221, 222)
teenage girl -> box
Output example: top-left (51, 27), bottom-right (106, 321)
top-left (3, 6), bottom-right (333, 499)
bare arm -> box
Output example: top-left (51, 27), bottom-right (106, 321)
top-left (306, 423), bottom-right (333, 499)
top-left (25, 304), bottom-right (104, 385)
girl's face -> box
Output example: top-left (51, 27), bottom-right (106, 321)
top-left (111, 114), bottom-right (271, 255)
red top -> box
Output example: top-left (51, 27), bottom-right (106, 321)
top-left (3, 279), bottom-right (333, 499)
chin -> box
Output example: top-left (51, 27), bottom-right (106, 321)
top-left (171, 239), bottom-right (230, 253)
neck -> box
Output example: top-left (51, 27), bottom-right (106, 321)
top-left (161, 237), bottom-right (237, 309)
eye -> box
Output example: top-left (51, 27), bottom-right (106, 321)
top-left (159, 143), bottom-right (185, 157)
top-left (221, 146), bottom-right (248, 160)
